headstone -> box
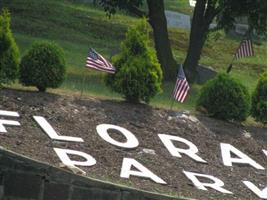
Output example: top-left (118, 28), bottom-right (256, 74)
top-left (165, 10), bottom-right (191, 30)
top-left (196, 64), bottom-right (217, 84)
top-left (209, 23), bottom-right (217, 29)
top-left (235, 23), bottom-right (249, 35)
top-left (189, 0), bottom-right (196, 7)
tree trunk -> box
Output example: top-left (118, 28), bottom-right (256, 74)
top-left (183, 0), bottom-right (208, 83)
top-left (147, 0), bottom-right (177, 80)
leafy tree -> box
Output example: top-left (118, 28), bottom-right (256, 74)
top-left (99, 0), bottom-right (177, 80)
top-left (99, 0), bottom-right (267, 83)
top-left (183, 0), bottom-right (267, 82)
top-left (0, 9), bottom-right (19, 86)
top-left (105, 19), bottom-right (162, 103)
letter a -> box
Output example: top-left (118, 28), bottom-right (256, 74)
top-left (220, 143), bottom-right (264, 170)
top-left (120, 158), bottom-right (166, 184)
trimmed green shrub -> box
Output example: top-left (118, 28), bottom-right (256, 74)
top-left (197, 74), bottom-right (250, 121)
top-left (251, 72), bottom-right (267, 124)
top-left (20, 41), bottom-right (66, 92)
top-left (0, 9), bottom-right (20, 85)
top-left (105, 19), bottom-right (162, 103)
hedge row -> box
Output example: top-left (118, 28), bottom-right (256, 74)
top-left (197, 73), bottom-right (267, 124)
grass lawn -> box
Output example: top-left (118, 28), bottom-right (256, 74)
top-left (164, 0), bottom-right (193, 14)
top-left (1, 0), bottom-right (267, 114)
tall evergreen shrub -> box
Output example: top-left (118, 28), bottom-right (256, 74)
top-left (105, 19), bottom-right (162, 103)
top-left (0, 9), bottom-right (19, 85)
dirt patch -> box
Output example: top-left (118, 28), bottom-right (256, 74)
top-left (0, 88), bottom-right (266, 200)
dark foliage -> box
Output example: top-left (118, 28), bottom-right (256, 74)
top-left (20, 41), bottom-right (66, 92)
top-left (251, 72), bottom-right (267, 124)
top-left (197, 74), bottom-right (250, 121)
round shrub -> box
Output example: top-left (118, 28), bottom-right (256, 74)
top-left (251, 72), bottom-right (267, 124)
top-left (0, 9), bottom-right (20, 85)
top-left (197, 74), bottom-right (250, 121)
top-left (105, 19), bottom-right (162, 103)
top-left (20, 41), bottom-right (66, 92)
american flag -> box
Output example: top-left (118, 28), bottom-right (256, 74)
top-left (86, 48), bottom-right (116, 74)
top-left (235, 38), bottom-right (254, 59)
top-left (173, 65), bottom-right (190, 103)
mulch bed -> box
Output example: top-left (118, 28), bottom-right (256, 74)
top-left (0, 88), bottom-right (266, 200)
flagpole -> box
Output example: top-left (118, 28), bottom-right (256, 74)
top-left (169, 97), bottom-right (175, 111)
top-left (79, 73), bottom-right (87, 100)
top-left (169, 71), bottom-right (177, 112)
top-left (226, 38), bottom-right (242, 74)
top-left (226, 29), bottom-right (253, 74)
top-left (226, 55), bottom-right (236, 73)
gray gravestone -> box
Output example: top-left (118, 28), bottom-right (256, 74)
top-left (235, 24), bottom-right (249, 35)
top-left (165, 10), bottom-right (191, 30)
top-left (196, 65), bottom-right (217, 84)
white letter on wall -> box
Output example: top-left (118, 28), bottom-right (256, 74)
top-left (54, 148), bottom-right (96, 167)
top-left (243, 181), bottom-right (267, 199)
top-left (34, 116), bottom-right (84, 142)
top-left (96, 124), bottom-right (139, 149)
top-left (158, 134), bottom-right (206, 163)
top-left (220, 143), bottom-right (264, 170)
top-left (0, 110), bottom-right (20, 133)
top-left (263, 149), bottom-right (267, 157)
top-left (183, 171), bottom-right (232, 194)
top-left (120, 158), bottom-right (166, 184)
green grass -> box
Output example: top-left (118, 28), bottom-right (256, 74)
top-left (164, 0), bottom-right (193, 14)
top-left (1, 0), bottom-right (267, 114)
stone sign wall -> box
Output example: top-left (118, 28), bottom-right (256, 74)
top-left (0, 147), bottom-right (190, 200)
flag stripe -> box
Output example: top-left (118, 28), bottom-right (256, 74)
top-left (86, 62), bottom-right (115, 73)
top-left (177, 80), bottom-right (188, 101)
top-left (98, 54), bottom-right (112, 68)
top-left (174, 80), bottom-right (184, 100)
top-left (180, 85), bottom-right (189, 102)
top-left (173, 65), bottom-right (189, 103)
top-left (235, 38), bottom-right (254, 59)
top-left (87, 58), bottom-right (105, 66)
top-left (86, 62), bottom-right (113, 71)
top-left (176, 80), bottom-right (187, 100)
top-left (86, 63), bottom-right (115, 73)
top-left (85, 48), bottom-right (116, 73)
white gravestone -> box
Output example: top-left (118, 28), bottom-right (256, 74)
top-left (189, 0), bottom-right (196, 7)
top-left (165, 10), bottom-right (191, 30)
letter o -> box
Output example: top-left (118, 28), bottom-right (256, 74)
top-left (96, 124), bottom-right (139, 149)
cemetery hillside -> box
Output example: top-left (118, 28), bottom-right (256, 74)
top-left (0, 0), bottom-right (267, 200)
